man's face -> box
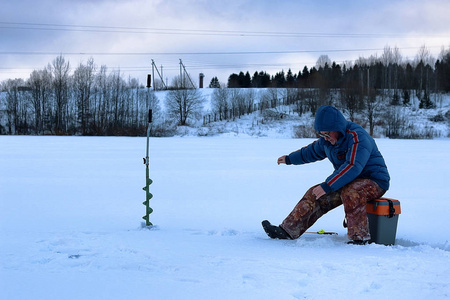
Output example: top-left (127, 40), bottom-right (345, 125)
top-left (320, 131), bottom-right (339, 145)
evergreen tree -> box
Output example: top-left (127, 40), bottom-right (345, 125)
top-left (259, 71), bottom-right (271, 87)
top-left (227, 73), bottom-right (240, 88)
top-left (273, 70), bottom-right (286, 87)
top-left (436, 51), bottom-right (450, 92)
top-left (300, 66), bottom-right (310, 88)
top-left (419, 90), bottom-right (434, 109)
top-left (286, 69), bottom-right (296, 87)
top-left (209, 76), bottom-right (220, 88)
top-left (241, 71), bottom-right (251, 88)
top-left (402, 89), bottom-right (410, 106)
top-left (331, 62), bottom-right (342, 88)
top-left (251, 71), bottom-right (260, 87)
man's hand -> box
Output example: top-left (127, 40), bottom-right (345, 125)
top-left (277, 155), bottom-right (287, 165)
top-left (312, 185), bottom-right (326, 199)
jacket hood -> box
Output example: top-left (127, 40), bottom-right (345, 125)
top-left (314, 105), bottom-right (347, 135)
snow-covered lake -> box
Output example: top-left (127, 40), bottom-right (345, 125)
top-left (1, 136), bottom-right (449, 299)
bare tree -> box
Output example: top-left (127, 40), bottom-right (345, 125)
top-left (211, 86), bottom-right (230, 120)
top-left (285, 87), bottom-right (297, 106)
top-left (51, 55), bottom-right (70, 133)
top-left (93, 65), bottom-right (108, 133)
top-left (316, 55), bottom-right (332, 69)
top-left (73, 58), bottom-right (95, 135)
top-left (415, 45), bottom-right (433, 67)
top-left (381, 45), bottom-right (393, 90)
top-left (263, 88), bottom-right (279, 109)
top-left (28, 67), bottom-right (52, 134)
top-left (128, 77), bottom-right (140, 128)
top-left (415, 45), bottom-right (434, 104)
top-left (390, 46), bottom-right (402, 100)
top-left (229, 88), bottom-right (245, 118)
top-left (340, 72), bottom-right (363, 122)
top-left (363, 86), bottom-right (381, 136)
top-left (3, 79), bottom-right (23, 134)
top-left (110, 70), bottom-right (128, 130)
top-left (146, 89), bottom-right (162, 124)
top-left (380, 45), bottom-right (402, 94)
top-left (165, 76), bottom-right (205, 125)
top-left (243, 89), bottom-right (256, 114)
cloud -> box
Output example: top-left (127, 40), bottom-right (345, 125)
top-left (0, 0), bottom-right (449, 83)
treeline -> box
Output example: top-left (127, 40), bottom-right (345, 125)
top-left (224, 46), bottom-right (450, 96)
top-left (205, 86), bottom-right (448, 139)
top-left (1, 46), bottom-right (449, 136)
top-left (204, 46), bottom-right (450, 139)
top-left (0, 57), bottom-right (166, 136)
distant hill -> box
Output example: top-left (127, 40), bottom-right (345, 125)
top-left (152, 88), bottom-right (450, 139)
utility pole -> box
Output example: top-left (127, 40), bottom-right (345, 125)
top-left (179, 59), bottom-right (196, 89)
top-left (180, 59), bottom-right (183, 88)
top-left (151, 59), bottom-right (167, 90)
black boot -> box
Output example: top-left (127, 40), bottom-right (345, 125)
top-left (262, 220), bottom-right (292, 239)
top-left (347, 240), bottom-right (372, 245)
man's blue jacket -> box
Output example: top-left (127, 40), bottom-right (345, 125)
top-left (286, 105), bottom-right (390, 194)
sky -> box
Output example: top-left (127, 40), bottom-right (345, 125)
top-left (1, 0), bottom-right (449, 86)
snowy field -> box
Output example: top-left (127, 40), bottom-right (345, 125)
top-left (1, 135), bottom-right (449, 299)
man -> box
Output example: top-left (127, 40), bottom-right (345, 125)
top-left (262, 105), bottom-right (390, 244)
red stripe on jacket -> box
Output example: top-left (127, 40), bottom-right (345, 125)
top-left (328, 130), bottom-right (359, 186)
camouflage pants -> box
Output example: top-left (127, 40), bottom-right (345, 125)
top-left (280, 179), bottom-right (386, 241)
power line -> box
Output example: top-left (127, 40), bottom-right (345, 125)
top-left (0, 45), bottom-right (444, 56)
top-left (0, 63), bottom-right (314, 73)
top-left (0, 21), bottom-right (448, 38)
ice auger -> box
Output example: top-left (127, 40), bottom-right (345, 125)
top-left (142, 107), bottom-right (153, 226)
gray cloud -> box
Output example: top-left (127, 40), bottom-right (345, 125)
top-left (1, 0), bottom-right (449, 84)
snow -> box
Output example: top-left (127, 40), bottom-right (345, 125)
top-left (1, 135), bottom-right (450, 299)
top-left (168, 89), bottom-right (450, 139)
